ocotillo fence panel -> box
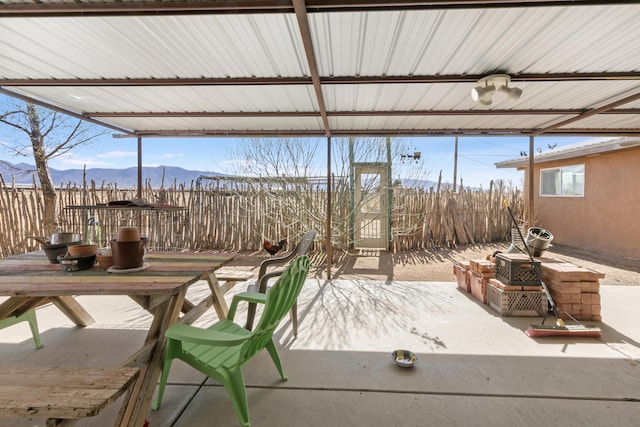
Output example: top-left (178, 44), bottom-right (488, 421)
top-left (0, 177), bottom-right (523, 258)
top-left (390, 180), bottom-right (524, 251)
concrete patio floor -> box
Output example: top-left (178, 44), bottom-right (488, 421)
top-left (1, 277), bottom-right (639, 427)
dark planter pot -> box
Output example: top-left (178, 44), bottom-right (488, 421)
top-left (110, 238), bottom-right (148, 270)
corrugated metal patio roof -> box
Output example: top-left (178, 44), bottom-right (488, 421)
top-left (1, 1), bottom-right (640, 138)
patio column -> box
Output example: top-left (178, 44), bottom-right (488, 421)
top-left (326, 136), bottom-right (332, 279)
top-left (453, 136), bottom-right (458, 192)
top-left (528, 135), bottom-right (535, 228)
top-left (137, 136), bottom-right (143, 200)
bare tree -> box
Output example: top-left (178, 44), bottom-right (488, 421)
top-left (223, 136), bottom-right (431, 250)
top-left (1, 99), bottom-right (108, 234)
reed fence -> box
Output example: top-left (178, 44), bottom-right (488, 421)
top-left (0, 175), bottom-right (523, 258)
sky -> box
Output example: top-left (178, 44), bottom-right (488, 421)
top-left (0, 95), bottom-right (586, 189)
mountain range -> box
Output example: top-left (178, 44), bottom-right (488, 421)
top-left (0, 161), bottom-right (443, 190)
top-left (0, 161), bottom-right (224, 188)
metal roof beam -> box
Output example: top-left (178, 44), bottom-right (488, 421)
top-left (293, 0), bottom-right (331, 137)
top-left (87, 109), bottom-right (640, 118)
top-left (0, 1), bottom-right (627, 17)
top-left (0, 87), bottom-right (136, 136)
top-left (4, 72), bottom-right (640, 86)
top-left (532, 91), bottom-right (640, 136)
top-left (115, 128), bottom-right (640, 138)
top-left (0, 1), bottom-right (293, 17)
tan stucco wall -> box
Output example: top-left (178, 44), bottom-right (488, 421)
top-left (523, 147), bottom-right (640, 261)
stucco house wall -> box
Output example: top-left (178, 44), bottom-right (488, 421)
top-left (521, 147), bottom-right (640, 261)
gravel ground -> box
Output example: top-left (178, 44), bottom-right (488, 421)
top-left (227, 242), bottom-right (639, 286)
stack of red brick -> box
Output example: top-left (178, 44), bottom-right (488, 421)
top-left (453, 261), bottom-right (471, 292)
top-left (453, 259), bottom-right (495, 304)
top-left (540, 261), bottom-right (604, 321)
top-left (454, 254), bottom-right (605, 321)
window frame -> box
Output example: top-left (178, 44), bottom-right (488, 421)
top-left (539, 164), bottom-right (585, 197)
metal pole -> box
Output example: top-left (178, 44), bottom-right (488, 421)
top-left (453, 136), bottom-right (459, 192)
top-left (348, 138), bottom-right (355, 249)
top-left (137, 136), bottom-right (143, 232)
top-left (326, 136), bottom-right (332, 279)
top-left (528, 135), bottom-right (535, 228)
top-left (137, 136), bottom-right (143, 200)
top-left (386, 137), bottom-right (392, 250)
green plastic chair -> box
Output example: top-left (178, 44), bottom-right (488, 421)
top-left (0, 309), bottom-right (43, 349)
top-left (153, 256), bottom-right (310, 427)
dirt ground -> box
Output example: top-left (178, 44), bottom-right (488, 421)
top-left (227, 242), bottom-right (639, 286)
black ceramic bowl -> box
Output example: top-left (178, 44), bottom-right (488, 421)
top-left (44, 241), bottom-right (82, 263)
top-left (57, 254), bottom-right (96, 272)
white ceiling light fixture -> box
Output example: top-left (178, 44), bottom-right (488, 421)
top-left (471, 74), bottom-right (522, 106)
top-left (471, 85), bottom-right (495, 105)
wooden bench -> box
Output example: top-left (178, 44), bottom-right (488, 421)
top-left (215, 269), bottom-right (255, 294)
top-left (0, 365), bottom-right (140, 426)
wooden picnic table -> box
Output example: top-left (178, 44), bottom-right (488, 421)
top-left (0, 251), bottom-right (238, 426)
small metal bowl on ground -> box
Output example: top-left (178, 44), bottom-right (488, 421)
top-left (57, 254), bottom-right (96, 272)
top-left (391, 349), bottom-right (418, 368)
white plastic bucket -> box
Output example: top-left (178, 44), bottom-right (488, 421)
top-left (525, 227), bottom-right (553, 257)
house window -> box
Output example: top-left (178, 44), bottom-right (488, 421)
top-left (540, 164), bottom-right (584, 197)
